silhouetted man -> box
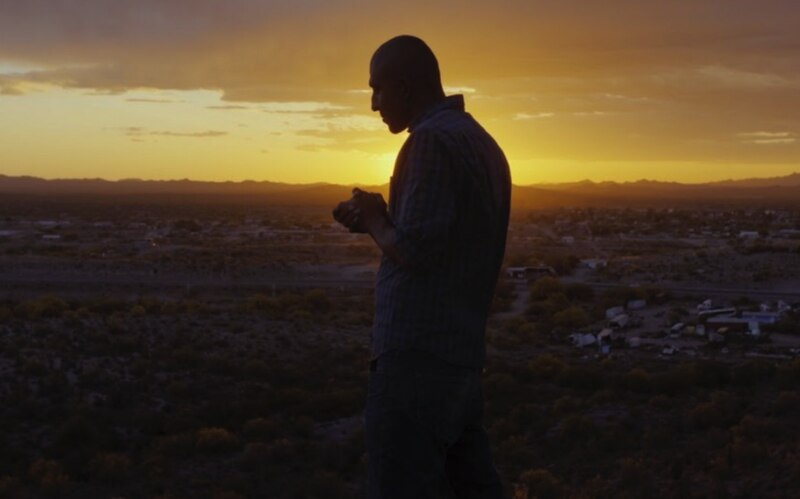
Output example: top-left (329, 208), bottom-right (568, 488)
top-left (333, 35), bottom-right (510, 499)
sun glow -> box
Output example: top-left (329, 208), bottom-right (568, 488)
top-left (1, 1), bottom-right (798, 184)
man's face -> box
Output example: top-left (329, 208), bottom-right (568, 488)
top-left (369, 57), bottom-right (412, 134)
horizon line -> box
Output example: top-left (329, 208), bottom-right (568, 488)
top-left (3, 171), bottom-right (799, 187)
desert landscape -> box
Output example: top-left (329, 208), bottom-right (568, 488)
top-left (1, 176), bottom-right (799, 498)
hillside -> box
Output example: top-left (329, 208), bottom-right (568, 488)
top-left (2, 173), bottom-right (800, 209)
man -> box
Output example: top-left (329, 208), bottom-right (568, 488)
top-left (333, 35), bottom-right (511, 499)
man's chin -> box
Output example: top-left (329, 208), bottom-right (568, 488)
top-left (387, 123), bottom-right (407, 134)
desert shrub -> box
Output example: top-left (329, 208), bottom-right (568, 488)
top-left (195, 427), bottom-right (240, 454)
top-left (242, 418), bottom-right (279, 443)
top-left (597, 286), bottom-right (641, 311)
top-left (642, 426), bottom-right (673, 451)
top-left (529, 277), bottom-right (563, 301)
top-left (540, 252), bottom-right (580, 276)
top-left (0, 306), bottom-right (13, 322)
top-left (130, 304), bottom-right (146, 317)
top-left (110, 333), bottom-right (139, 353)
top-left (152, 433), bottom-right (195, 458)
top-left (731, 359), bottom-right (776, 386)
top-left (205, 354), bottom-right (238, 376)
top-left (498, 435), bottom-right (530, 464)
top-left (287, 308), bottom-right (313, 323)
top-left (303, 289), bottom-right (331, 313)
top-left (53, 414), bottom-right (99, 454)
top-left (284, 416), bottom-right (314, 438)
top-left (560, 414), bottom-right (597, 443)
top-left (688, 391), bottom-right (742, 429)
top-left (90, 452), bottom-right (132, 483)
top-left (106, 314), bottom-right (128, 335)
top-left (239, 442), bottom-right (270, 472)
top-left (553, 396), bottom-right (580, 416)
top-left (771, 390), bottom-right (800, 415)
top-left (731, 415), bottom-right (784, 444)
top-left (729, 438), bottom-right (769, 468)
top-left (137, 296), bottom-right (164, 314)
top-left (621, 367), bottom-right (652, 393)
top-left (491, 279), bottom-right (515, 313)
top-left (647, 394), bottom-right (674, 409)
top-left (514, 468), bottom-right (564, 499)
top-left (212, 491), bottom-right (245, 499)
top-left (777, 358), bottom-right (800, 385)
top-left (564, 282), bottom-right (594, 302)
top-left (241, 358), bottom-right (270, 378)
top-left (87, 297), bottom-right (128, 314)
top-left (527, 354), bottom-right (566, 381)
top-left (770, 315), bottom-right (800, 335)
top-left (266, 438), bottom-right (299, 463)
top-left (617, 457), bottom-right (655, 497)
top-left (21, 359), bottom-right (48, 377)
top-left (649, 365), bottom-right (693, 395)
top-left (171, 347), bottom-right (202, 369)
top-left (16, 295), bottom-right (68, 319)
top-left (301, 470), bottom-right (351, 499)
top-left (484, 373), bottom-right (520, 397)
top-left (690, 360), bottom-right (731, 388)
top-left (303, 388), bottom-right (363, 420)
top-left (552, 306), bottom-right (591, 329)
top-left (28, 459), bottom-right (71, 496)
top-left (244, 293), bottom-right (278, 314)
top-left (0, 476), bottom-right (25, 498)
top-left (556, 365), bottom-right (605, 391)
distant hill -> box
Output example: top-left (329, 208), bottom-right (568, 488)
top-left (1, 173), bottom-right (800, 209)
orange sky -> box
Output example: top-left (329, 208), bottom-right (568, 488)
top-left (0, 0), bottom-right (798, 185)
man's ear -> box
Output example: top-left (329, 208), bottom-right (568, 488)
top-left (399, 79), bottom-right (412, 101)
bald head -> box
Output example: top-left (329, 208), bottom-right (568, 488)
top-left (371, 35), bottom-right (444, 96)
top-left (369, 35), bottom-right (446, 133)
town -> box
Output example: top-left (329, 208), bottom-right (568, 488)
top-left (1, 196), bottom-right (799, 498)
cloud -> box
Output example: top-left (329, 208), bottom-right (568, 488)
top-left (444, 86), bottom-right (477, 94)
top-left (738, 131), bottom-right (797, 145)
top-left (207, 104), bottom-right (250, 110)
top-left (514, 112), bottom-right (555, 120)
top-left (0, 84), bottom-right (24, 95)
top-left (2, 0), bottom-right (799, 167)
top-left (111, 126), bottom-right (227, 139)
top-left (260, 102), bottom-right (350, 113)
top-left (749, 138), bottom-right (796, 145)
top-left (151, 130), bottom-right (227, 138)
top-left (126, 98), bottom-right (180, 103)
top-left (1, 0), bottom-right (797, 103)
top-left (738, 131), bottom-right (794, 139)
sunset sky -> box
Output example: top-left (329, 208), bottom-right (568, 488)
top-left (0, 0), bottom-right (798, 185)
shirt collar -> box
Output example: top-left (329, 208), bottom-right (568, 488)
top-left (408, 94), bottom-right (464, 133)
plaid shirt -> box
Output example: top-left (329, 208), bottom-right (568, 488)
top-left (373, 95), bottom-right (511, 368)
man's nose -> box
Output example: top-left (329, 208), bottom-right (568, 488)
top-left (371, 95), bottom-right (379, 112)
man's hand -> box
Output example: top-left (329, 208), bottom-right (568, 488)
top-left (333, 188), bottom-right (402, 264)
top-left (333, 198), bottom-right (366, 233)
top-left (350, 188), bottom-right (388, 232)
top-left (333, 188), bottom-right (388, 234)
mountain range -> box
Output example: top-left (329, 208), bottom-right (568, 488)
top-left (2, 173), bottom-right (800, 209)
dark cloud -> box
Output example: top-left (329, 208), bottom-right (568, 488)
top-left (1, 1), bottom-right (796, 101)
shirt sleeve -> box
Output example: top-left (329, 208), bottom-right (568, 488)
top-left (391, 130), bottom-right (457, 270)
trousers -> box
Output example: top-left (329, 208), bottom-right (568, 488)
top-left (365, 349), bottom-right (504, 499)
